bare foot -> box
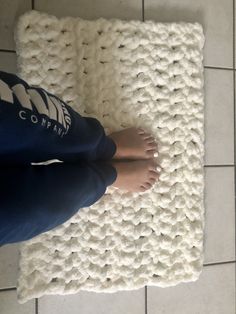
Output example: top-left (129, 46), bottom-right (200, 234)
top-left (108, 159), bottom-right (161, 192)
top-left (108, 127), bottom-right (158, 160)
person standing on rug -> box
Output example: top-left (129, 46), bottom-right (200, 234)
top-left (0, 70), bottom-right (161, 246)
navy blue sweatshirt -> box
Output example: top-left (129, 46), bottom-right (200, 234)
top-left (0, 70), bottom-right (117, 164)
top-left (0, 71), bottom-right (117, 246)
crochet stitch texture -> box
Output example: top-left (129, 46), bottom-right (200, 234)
top-left (14, 10), bottom-right (205, 303)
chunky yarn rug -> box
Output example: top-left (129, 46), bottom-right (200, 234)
top-left (14, 10), bottom-right (205, 304)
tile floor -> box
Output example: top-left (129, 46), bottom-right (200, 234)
top-left (0, 0), bottom-right (235, 313)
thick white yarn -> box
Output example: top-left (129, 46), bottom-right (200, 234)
top-left (14, 10), bottom-right (205, 304)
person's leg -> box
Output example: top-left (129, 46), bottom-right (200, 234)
top-left (0, 160), bottom-right (117, 246)
top-left (0, 70), bottom-right (117, 165)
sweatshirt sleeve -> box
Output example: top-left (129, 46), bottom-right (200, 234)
top-left (0, 71), bottom-right (117, 165)
top-left (0, 160), bottom-right (117, 246)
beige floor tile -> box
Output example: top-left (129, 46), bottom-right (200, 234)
top-left (38, 287), bottom-right (145, 314)
top-left (234, 3), bottom-right (236, 68)
top-left (0, 243), bottom-right (20, 289)
top-left (148, 263), bottom-right (235, 314)
top-left (204, 68), bottom-right (234, 165)
top-left (0, 51), bottom-right (17, 73)
top-left (0, 289), bottom-right (35, 314)
top-left (145, 0), bottom-right (233, 68)
top-left (204, 167), bottom-right (235, 263)
top-left (35, 0), bottom-right (142, 20)
top-left (0, 0), bottom-right (31, 50)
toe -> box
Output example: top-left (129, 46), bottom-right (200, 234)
top-left (137, 128), bottom-right (145, 134)
top-left (147, 141), bottom-right (158, 149)
top-left (146, 150), bottom-right (156, 158)
top-left (141, 132), bottom-right (152, 139)
top-left (149, 171), bottom-right (159, 180)
top-left (149, 162), bottom-right (162, 172)
top-left (149, 178), bottom-right (157, 185)
top-left (145, 136), bottom-right (156, 143)
top-left (139, 185), bottom-right (147, 192)
top-left (141, 182), bottom-right (151, 190)
top-left (143, 182), bottom-right (152, 189)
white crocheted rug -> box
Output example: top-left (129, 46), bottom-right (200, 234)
top-left (14, 10), bottom-right (205, 304)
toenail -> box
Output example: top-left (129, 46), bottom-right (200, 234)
top-left (156, 166), bottom-right (161, 172)
top-left (154, 152), bottom-right (158, 157)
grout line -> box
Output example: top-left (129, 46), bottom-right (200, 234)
top-left (35, 298), bottom-right (38, 314)
top-left (233, 0), bottom-right (235, 70)
top-left (142, 0), bottom-right (145, 22)
top-left (204, 65), bottom-right (234, 71)
top-left (203, 260), bottom-right (236, 267)
top-left (142, 1), bottom-right (146, 312)
top-left (233, 0), bottom-right (236, 296)
top-left (142, 2), bottom-right (147, 313)
top-left (0, 287), bottom-right (16, 292)
top-left (32, 0), bottom-right (35, 10)
top-left (145, 286), bottom-right (147, 314)
top-left (0, 49), bottom-right (16, 53)
top-left (204, 164), bottom-right (234, 167)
